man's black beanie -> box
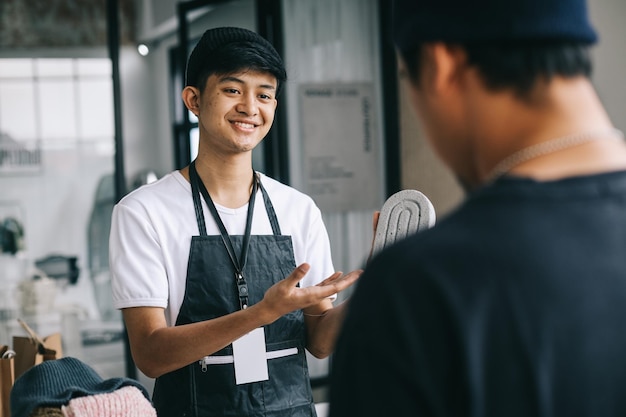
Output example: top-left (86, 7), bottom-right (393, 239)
top-left (392, 0), bottom-right (598, 51)
top-left (185, 26), bottom-right (282, 87)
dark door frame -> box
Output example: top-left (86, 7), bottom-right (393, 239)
top-left (378, 0), bottom-right (401, 196)
top-left (106, 0), bottom-right (133, 379)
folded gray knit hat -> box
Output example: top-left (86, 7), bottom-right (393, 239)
top-left (10, 357), bottom-right (151, 417)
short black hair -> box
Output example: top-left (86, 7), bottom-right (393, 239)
top-left (186, 27), bottom-right (287, 95)
top-left (399, 41), bottom-right (592, 98)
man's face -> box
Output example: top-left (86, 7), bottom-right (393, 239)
top-left (193, 70), bottom-right (278, 156)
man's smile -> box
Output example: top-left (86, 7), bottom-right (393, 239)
top-left (231, 120), bottom-right (259, 130)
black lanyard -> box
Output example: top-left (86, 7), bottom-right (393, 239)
top-left (189, 161), bottom-right (257, 310)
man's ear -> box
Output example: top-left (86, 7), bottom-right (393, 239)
top-left (181, 86), bottom-right (201, 116)
top-left (426, 43), bottom-right (468, 95)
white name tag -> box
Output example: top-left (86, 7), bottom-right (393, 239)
top-left (232, 327), bottom-right (269, 385)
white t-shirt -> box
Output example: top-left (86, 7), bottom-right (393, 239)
top-left (110, 171), bottom-right (335, 326)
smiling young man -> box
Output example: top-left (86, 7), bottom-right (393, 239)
top-left (110, 27), bottom-right (360, 417)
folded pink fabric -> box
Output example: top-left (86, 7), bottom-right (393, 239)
top-left (61, 386), bottom-right (156, 417)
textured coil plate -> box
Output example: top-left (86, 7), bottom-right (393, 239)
top-left (372, 189), bottom-right (435, 255)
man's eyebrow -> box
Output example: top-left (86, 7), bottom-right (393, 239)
top-left (218, 75), bottom-right (276, 91)
top-left (218, 75), bottom-right (244, 85)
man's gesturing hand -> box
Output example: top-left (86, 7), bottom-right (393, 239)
top-left (258, 263), bottom-right (362, 323)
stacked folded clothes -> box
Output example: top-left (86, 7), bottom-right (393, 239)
top-left (10, 357), bottom-right (155, 417)
top-left (61, 386), bottom-right (155, 417)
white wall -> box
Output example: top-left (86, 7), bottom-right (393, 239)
top-left (588, 0), bottom-right (626, 133)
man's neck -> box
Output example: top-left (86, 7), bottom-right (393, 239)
top-left (473, 77), bottom-right (626, 185)
top-left (182, 153), bottom-right (256, 209)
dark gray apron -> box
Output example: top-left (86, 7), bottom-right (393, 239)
top-left (152, 162), bottom-right (316, 417)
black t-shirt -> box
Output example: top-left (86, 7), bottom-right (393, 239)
top-left (329, 171), bottom-right (626, 417)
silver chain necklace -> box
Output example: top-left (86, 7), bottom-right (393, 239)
top-left (485, 127), bottom-right (625, 183)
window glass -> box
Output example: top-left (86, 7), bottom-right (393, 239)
top-left (38, 79), bottom-right (77, 142)
top-left (78, 79), bottom-right (114, 140)
top-left (36, 59), bottom-right (74, 77)
top-left (77, 59), bottom-right (112, 76)
top-left (0, 58), bottom-right (113, 147)
top-left (0, 59), bottom-right (33, 77)
top-left (190, 127), bottom-right (199, 161)
top-left (0, 81), bottom-right (37, 140)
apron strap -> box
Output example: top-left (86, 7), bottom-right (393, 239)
top-left (189, 161), bottom-right (208, 236)
top-left (258, 176), bottom-right (282, 236)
